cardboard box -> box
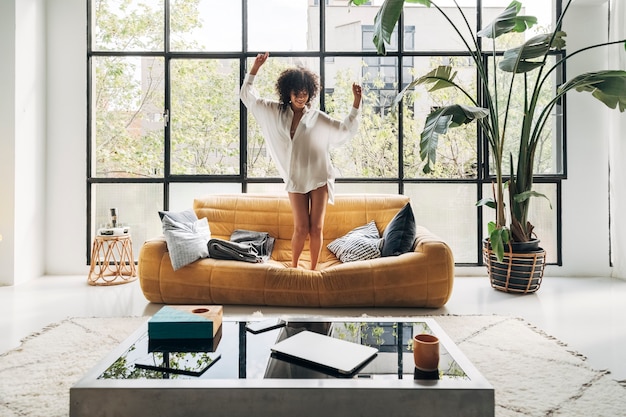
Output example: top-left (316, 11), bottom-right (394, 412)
top-left (148, 305), bottom-right (223, 340)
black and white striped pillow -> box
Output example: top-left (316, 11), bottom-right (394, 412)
top-left (327, 220), bottom-right (382, 263)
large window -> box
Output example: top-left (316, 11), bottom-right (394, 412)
top-left (87, 0), bottom-right (563, 266)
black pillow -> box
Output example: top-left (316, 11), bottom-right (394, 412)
top-left (381, 203), bottom-right (417, 257)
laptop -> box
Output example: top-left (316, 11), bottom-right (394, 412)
top-left (270, 330), bottom-right (378, 376)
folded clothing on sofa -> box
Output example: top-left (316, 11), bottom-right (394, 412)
top-left (207, 230), bottom-right (275, 263)
top-left (208, 239), bottom-right (262, 263)
top-left (230, 230), bottom-right (275, 259)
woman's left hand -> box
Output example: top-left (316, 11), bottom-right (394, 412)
top-left (352, 83), bottom-right (362, 109)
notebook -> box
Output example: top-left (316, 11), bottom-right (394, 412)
top-left (270, 330), bottom-right (378, 375)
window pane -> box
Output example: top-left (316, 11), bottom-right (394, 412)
top-left (87, 0), bottom-right (565, 267)
top-left (247, 0), bottom-right (318, 52)
top-left (482, 182), bottom-right (557, 263)
top-left (92, 183), bottom-right (163, 260)
top-left (403, 1), bottom-right (477, 52)
top-left (335, 183), bottom-right (399, 194)
top-left (92, 56), bottom-right (164, 178)
top-left (170, 0), bottom-right (242, 51)
top-left (326, 6), bottom-right (375, 52)
top-left (403, 56), bottom-right (478, 179)
top-left (169, 183), bottom-right (241, 211)
top-left (246, 57), bottom-right (320, 178)
top-left (92, 0), bottom-right (164, 51)
top-left (527, 183), bottom-right (558, 264)
top-left (482, 0), bottom-right (555, 51)
top-left (246, 183), bottom-right (286, 194)
top-left (404, 183), bottom-right (478, 263)
top-left (170, 59), bottom-right (240, 175)
top-left (488, 55), bottom-right (562, 176)
top-left (327, 56), bottom-right (399, 178)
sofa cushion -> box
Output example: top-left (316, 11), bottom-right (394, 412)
top-left (381, 203), bottom-right (417, 257)
top-left (327, 220), bottom-right (382, 263)
top-left (160, 209), bottom-right (211, 270)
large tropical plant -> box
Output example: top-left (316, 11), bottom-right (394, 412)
top-left (351, 0), bottom-right (626, 261)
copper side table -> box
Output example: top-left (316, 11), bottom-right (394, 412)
top-left (88, 234), bottom-right (137, 286)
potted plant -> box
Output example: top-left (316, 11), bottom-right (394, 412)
top-left (350, 0), bottom-right (626, 292)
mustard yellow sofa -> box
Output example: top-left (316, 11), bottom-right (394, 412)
top-left (138, 194), bottom-right (454, 308)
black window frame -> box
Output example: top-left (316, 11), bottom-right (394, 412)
top-left (86, 0), bottom-right (564, 267)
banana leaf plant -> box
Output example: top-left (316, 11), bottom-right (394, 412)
top-left (350, 0), bottom-right (626, 261)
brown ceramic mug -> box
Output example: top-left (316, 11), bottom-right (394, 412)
top-left (413, 333), bottom-right (439, 371)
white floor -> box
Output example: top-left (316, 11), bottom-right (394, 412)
top-left (1, 275), bottom-right (625, 382)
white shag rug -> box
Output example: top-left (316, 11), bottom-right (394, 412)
top-left (0, 315), bottom-right (624, 417)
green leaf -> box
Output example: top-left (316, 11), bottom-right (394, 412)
top-left (476, 197), bottom-right (497, 209)
top-left (560, 70), bottom-right (626, 112)
top-left (487, 222), bottom-right (510, 262)
top-left (416, 65), bottom-right (458, 92)
top-left (392, 65), bottom-right (457, 107)
top-left (448, 104), bottom-right (490, 127)
top-left (420, 110), bottom-right (452, 173)
top-left (372, 0), bottom-right (405, 55)
top-left (513, 190), bottom-right (553, 209)
top-left (419, 105), bottom-right (489, 173)
top-left (477, 1), bottom-right (537, 39)
top-left (499, 32), bottom-right (566, 73)
top-left (499, 59), bottom-right (544, 74)
top-left (371, 0), bottom-right (431, 55)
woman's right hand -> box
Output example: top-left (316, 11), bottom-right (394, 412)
top-left (250, 52), bottom-right (269, 75)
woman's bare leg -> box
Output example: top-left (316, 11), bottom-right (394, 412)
top-left (288, 192), bottom-right (310, 268)
top-left (308, 185), bottom-right (328, 270)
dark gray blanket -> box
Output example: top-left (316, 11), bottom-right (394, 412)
top-left (207, 230), bottom-right (275, 263)
top-left (230, 229), bottom-right (275, 258)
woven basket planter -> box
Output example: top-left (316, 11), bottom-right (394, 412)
top-left (482, 244), bottom-right (546, 294)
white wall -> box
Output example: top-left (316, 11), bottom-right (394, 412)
top-left (16, 0), bottom-right (48, 285)
top-left (556, 2), bottom-right (614, 277)
top-left (609, 0), bottom-right (626, 279)
top-left (45, 0), bottom-right (87, 275)
top-left (0, 1), bottom-right (620, 281)
top-left (0, 1), bottom-right (17, 285)
top-left (0, 0), bottom-right (47, 286)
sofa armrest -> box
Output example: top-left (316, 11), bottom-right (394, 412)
top-left (414, 226), bottom-right (452, 257)
top-left (413, 225), bottom-right (455, 306)
top-left (138, 236), bottom-right (168, 303)
top-left (140, 236), bottom-right (168, 256)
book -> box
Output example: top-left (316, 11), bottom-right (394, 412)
top-left (148, 325), bottom-right (223, 353)
top-left (148, 305), bottom-right (223, 340)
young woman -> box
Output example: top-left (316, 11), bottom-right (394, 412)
top-left (240, 52), bottom-right (362, 270)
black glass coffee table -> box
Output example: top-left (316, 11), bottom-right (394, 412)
top-left (71, 317), bottom-right (494, 417)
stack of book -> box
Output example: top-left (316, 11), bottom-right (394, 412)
top-left (147, 305), bottom-right (223, 352)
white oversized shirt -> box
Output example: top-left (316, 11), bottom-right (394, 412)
top-left (240, 73), bottom-right (360, 204)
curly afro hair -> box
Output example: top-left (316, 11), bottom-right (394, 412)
top-left (275, 67), bottom-right (320, 112)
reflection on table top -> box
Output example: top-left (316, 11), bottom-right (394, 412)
top-left (99, 318), bottom-right (469, 381)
